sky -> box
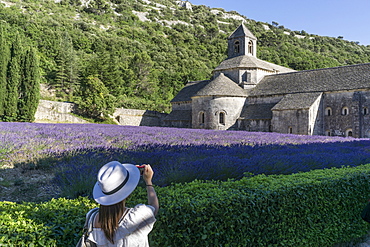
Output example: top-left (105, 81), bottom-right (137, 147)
top-left (189, 0), bottom-right (370, 46)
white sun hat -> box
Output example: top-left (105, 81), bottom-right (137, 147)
top-left (93, 161), bottom-right (140, 206)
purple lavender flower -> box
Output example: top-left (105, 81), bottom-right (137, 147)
top-left (1, 122), bottom-right (369, 195)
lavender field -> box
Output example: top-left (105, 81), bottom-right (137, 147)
top-left (1, 122), bottom-right (370, 198)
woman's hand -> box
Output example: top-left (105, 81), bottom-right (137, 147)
top-left (142, 164), bottom-right (154, 185)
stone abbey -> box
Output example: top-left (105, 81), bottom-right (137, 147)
top-left (164, 23), bottom-right (370, 138)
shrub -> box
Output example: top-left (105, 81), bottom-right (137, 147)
top-left (2, 165), bottom-right (370, 246)
top-left (0, 197), bottom-right (96, 246)
top-left (148, 164), bottom-right (370, 246)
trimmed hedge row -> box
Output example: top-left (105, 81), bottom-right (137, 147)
top-left (2, 165), bottom-right (370, 246)
top-left (151, 165), bottom-right (370, 246)
top-left (0, 198), bottom-right (96, 246)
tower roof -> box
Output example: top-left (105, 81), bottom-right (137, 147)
top-left (170, 74), bottom-right (247, 103)
top-left (195, 73), bottom-right (247, 97)
top-left (228, 23), bottom-right (257, 40)
top-left (214, 55), bottom-right (295, 73)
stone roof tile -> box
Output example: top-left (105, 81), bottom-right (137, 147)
top-left (170, 80), bottom-right (210, 103)
top-left (272, 92), bottom-right (322, 111)
top-left (195, 73), bottom-right (247, 97)
top-left (214, 55), bottom-right (295, 73)
top-left (250, 63), bottom-right (370, 96)
top-left (229, 23), bottom-right (257, 40)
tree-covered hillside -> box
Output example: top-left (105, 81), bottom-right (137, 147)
top-left (0, 0), bottom-right (369, 117)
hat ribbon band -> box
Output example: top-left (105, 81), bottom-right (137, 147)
top-left (103, 171), bottom-right (130, 195)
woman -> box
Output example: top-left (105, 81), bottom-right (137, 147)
top-left (87, 161), bottom-right (159, 247)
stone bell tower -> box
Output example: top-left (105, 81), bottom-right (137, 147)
top-left (227, 23), bottom-right (257, 59)
top-left (213, 23), bottom-right (293, 89)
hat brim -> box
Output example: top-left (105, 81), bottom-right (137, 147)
top-left (93, 163), bottom-right (140, 206)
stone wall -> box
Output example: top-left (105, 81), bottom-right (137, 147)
top-left (323, 91), bottom-right (370, 138)
top-left (308, 94), bottom-right (322, 136)
top-left (237, 119), bottom-right (271, 132)
top-left (34, 100), bottom-right (88, 123)
top-left (35, 100), bottom-right (167, 127)
top-left (271, 99), bottom-right (321, 136)
top-left (192, 96), bottom-right (246, 130)
top-left (272, 109), bottom-right (309, 135)
top-left (113, 108), bottom-right (167, 126)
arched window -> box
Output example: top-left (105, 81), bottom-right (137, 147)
top-left (342, 107), bottom-right (349, 116)
top-left (248, 40), bottom-right (253, 55)
top-left (345, 129), bottom-right (353, 137)
top-left (199, 112), bottom-right (205, 124)
top-left (325, 107), bottom-right (332, 116)
top-left (363, 107), bottom-right (368, 115)
top-left (219, 112), bottom-right (225, 125)
top-left (234, 40), bottom-right (240, 54)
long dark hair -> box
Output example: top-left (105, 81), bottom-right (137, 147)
top-left (99, 200), bottom-right (126, 244)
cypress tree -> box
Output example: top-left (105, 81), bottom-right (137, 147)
top-left (54, 33), bottom-right (79, 100)
top-left (107, 54), bottom-right (125, 96)
top-left (0, 24), bottom-right (9, 117)
top-left (18, 47), bottom-right (40, 122)
top-left (4, 33), bottom-right (22, 121)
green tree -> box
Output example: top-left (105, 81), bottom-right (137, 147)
top-left (4, 32), bottom-right (22, 121)
top-left (54, 33), bottom-right (79, 100)
top-left (18, 47), bottom-right (40, 122)
top-left (127, 52), bottom-right (158, 97)
top-left (76, 75), bottom-right (116, 120)
top-left (101, 53), bottom-right (126, 97)
top-left (0, 24), bottom-right (9, 117)
top-left (83, 48), bottom-right (126, 97)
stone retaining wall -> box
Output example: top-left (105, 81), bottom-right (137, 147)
top-left (34, 100), bottom-right (88, 123)
top-left (113, 108), bottom-right (167, 126)
top-left (34, 100), bottom-right (167, 126)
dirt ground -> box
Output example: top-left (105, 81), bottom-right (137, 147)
top-left (0, 166), bottom-right (60, 203)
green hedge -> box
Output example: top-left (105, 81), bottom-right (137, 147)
top-left (151, 165), bottom-right (370, 247)
top-left (2, 165), bottom-right (370, 246)
top-left (0, 197), bottom-right (96, 246)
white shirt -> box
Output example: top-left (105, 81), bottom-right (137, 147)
top-left (87, 204), bottom-right (156, 247)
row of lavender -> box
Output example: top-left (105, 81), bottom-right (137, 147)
top-left (0, 121), bottom-right (359, 158)
top-left (1, 122), bottom-right (370, 197)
